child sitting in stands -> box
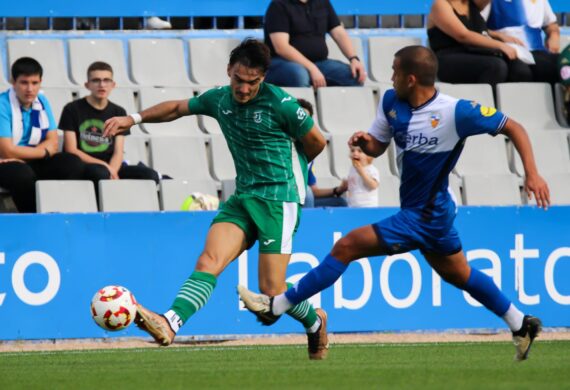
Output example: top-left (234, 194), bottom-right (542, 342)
top-left (340, 145), bottom-right (379, 207)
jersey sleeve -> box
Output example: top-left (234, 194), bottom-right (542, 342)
top-left (325, 0), bottom-right (341, 31)
top-left (38, 94), bottom-right (57, 131)
top-left (368, 90), bottom-right (393, 143)
top-left (543, 1), bottom-right (557, 26)
top-left (280, 98), bottom-right (315, 139)
top-left (188, 88), bottom-right (219, 117)
top-left (454, 99), bottom-right (508, 138)
top-left (367, 164), bottom-right (380, 182)
top-left (265, 1), bottom-right (290, 34)
top-left (58, 102), bottom-right (77, 132)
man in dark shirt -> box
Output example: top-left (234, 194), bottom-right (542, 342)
top-left (264, 0), bottom-right (366, 88)
top-left (59, 61), bottom-right (158, 184)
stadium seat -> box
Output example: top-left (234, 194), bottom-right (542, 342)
top-left (7, 39), bottom-right (74, 87)
top-left (511, 131), bottom-right (570, 176)
top-left (194, 87), bottom-right (222, 135)
top-left (377, 174), bottom-right (400, 207)
top-left (188, 38), bottom-right (240, 86)
top-left (436, 82), bottom-right (495, 107)
top-left (311, 144), bottom-right (336, 181)
top-left (160, 179), bottom-right (218, 211)
top-left (454, 135), bottom-right (512, 176)
top-left (368, 37), bottom-right (423, 83)
top-left (68, 39), bottom-right (135, 87)
top-left (317, 87), bottom-right (376, 134)
top-left (129, 39), bottom-right (194, 87)
top-left (123, 135), bottom-right (150, 166)
top-left (36, 180), bottom-right (98, 213)
top-left (0, 55), bottom-right (9, 89)
top-left (372, 141), bottom-right (397, 177)
top-left (138, 87), bottom-right (202, 136)
top-left (326, 36), bottom-right (364, 65)
top-left (449, 173), bottom-right (463, 206)
top-left (496, 82), bottom-right (565, 131)
top-left (554, 83), bottom-right (569, 128)
top-left (462, 174), bottom-right (522, 206)
top-left (78, 87), bottom-right (146, 135)
top-left (40, 88), bottom-right (74, 124)
top-left (209, 134), bottom-right (236, 182)
top-left (221, 179), bottom-right (236, 202)
top-left (149, 136), bottom-right (213, 181)
top-left (98, 179), bottom-right (159, 212)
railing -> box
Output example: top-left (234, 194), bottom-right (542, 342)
top-left (0, 1), bottom-right (568, 30)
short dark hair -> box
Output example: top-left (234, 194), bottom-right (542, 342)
top-left (229, 38), bottom-right (271, 73)
top-left (394, 46), bottom-right (438, 86)
top-left (297, 98), bottom-right (313, 117)
top-left (87, 61), bottom-right (113, 79)
top-left (11, 57), bottom-right (43, 81)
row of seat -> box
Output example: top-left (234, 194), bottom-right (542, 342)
top-left (0, 36), bottom-right (425, 88)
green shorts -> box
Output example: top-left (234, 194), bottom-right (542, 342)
top-left (212, 193), bottom-right (301, 254)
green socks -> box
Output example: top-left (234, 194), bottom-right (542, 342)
top-left (284, 282), bottom-right (319, 331)
top-left (168, 271), bottom-right (217, 329)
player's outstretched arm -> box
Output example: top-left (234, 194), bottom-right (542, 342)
top-left (348, 131), bottom-right (389, 157)
top-left (300, 125), bottom-right (326, 162)
top-left (501, 118), bottom-right (550, 210)
top-left (103, 99), bottom-right (191, 137)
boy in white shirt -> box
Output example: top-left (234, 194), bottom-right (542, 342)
top-left (340, 145), bottom-right (379, 207)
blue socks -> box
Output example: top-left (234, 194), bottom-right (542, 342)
top-left (463, 267), bottom-right (511, 316)
top-left (284, 254), bottom-right (348, 305)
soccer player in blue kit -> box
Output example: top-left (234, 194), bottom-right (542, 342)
top-left (238, 45), bottom-right (551, 361)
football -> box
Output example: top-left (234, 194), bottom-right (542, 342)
top-left (91, 285), bottom-right (137, 331)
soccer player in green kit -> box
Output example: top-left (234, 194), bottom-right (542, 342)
top-left (103, 39), bottom-right (329, 359)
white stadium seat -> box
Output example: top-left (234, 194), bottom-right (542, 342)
top-left (123, 135), bottom-right (150, 166)
top-left (368, 37), bottom-right (422, 83)
top-left (150, 136), bottom-right (213, 181)
top-left (68, 39), bottom-right (135, 87)
top-left (8, 39), bottom-right (74, 87)
top-left (496, 82), bottom-right (565, 132)
top-left (129, 39), bottom-right (194, 87)
top-left (36, 180), bottom-right (98, 213)
top-left (209, 134), bottom-right (236, 182)
top-left (317, 87), bottom-right (376, 134)
top-left (377, 174), bottom-right (400, 207)
top-left (326, 36), bottom-right (364, 65)
top-left (462, 174), bottom-right (522, 206)
top-left (436, 82), bottom-right (495, 108)
top-left (188, 38), bottom-right (240, 86)
top-left (40, 88), bottom-right (74, 124)
top-left (511, 131), bottom-right (570, 176)
top-left (99, 180), bottom-right (159, 212)
top-left (454, 135), bottom-right (511, 176)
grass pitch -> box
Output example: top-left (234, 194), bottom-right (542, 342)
top-left (1, 341), bottom-right (569, 389)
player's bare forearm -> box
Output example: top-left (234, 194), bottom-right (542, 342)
top-left (301, 126), bottom-right (326, 162)
top-left (501, 118), bottom-right (550, 209)
top-left (501, 119), bottom-right (538, 177)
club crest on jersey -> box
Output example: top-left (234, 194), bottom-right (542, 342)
top-left (253, 111), bottom-right (262, 123)
top-left (480, 106), bottom-right (497, 117)
top-left (430, 113), bottom-right (440, 128)
top-left (389, 109), bottom-right (397, 119)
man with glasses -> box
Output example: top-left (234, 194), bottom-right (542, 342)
top-left (59, 61), bottom-right (158, 184)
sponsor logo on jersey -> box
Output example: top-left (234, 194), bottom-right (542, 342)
top-left (281, 96), bottom-right (292, 103)
top-left (296, 107), bottom-right (307, 120)
top-left (222, 109), bottom-right (233, 115)
top-left (394, 131), bottom-right (439, 147)
top-left (430, 112), bottom-right (441, 128)
top-left (253, 111), bottom-right (262, 123)
top-left (263, 239), bottom-right (276, 246)
top-left (480, 106), bottom-right (497, 117)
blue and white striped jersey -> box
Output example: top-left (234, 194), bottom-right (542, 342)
top-left (486, 0), bottom-right (557, 51)
top-left (369, 89), bottom-right (507, 215)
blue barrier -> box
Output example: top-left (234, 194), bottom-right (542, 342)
top-left (1, 0), bottom-right (569, 17)
top-left (0, 206), bottom-right (568, 340)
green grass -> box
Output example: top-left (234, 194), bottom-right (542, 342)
top-left (1, 341), bottom-right (569, 389)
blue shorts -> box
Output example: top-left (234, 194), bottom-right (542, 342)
top-left (371, 208), bottom-right (462, 256)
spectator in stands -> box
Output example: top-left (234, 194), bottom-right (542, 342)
top-left (427, 0), bottom-right (532, 85)
top-left (297, 98), bottom-right (347, 208)
top-left (484, 0), bottom-right (560, 84)
top-left (59, 61), bottom-right (159, 184)
top-left (263, 0), bottom-right (366, 88)
top-left (342, 145), bottom-right (379, 208)
top-left (0, 57), bottom-right (85, 212)
top-left (559, 43), bottom-right (570, 124)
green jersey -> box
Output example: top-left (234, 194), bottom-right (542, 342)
top-left (188, 83), bottom-right (314, 203)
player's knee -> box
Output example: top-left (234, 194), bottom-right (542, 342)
top-left (330, 236), bottom-right (357, 263)
top-left (195, 252), bottom-right (223, 275)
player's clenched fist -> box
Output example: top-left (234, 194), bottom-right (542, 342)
top-left (103, 116), bottom-right (134, 137)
